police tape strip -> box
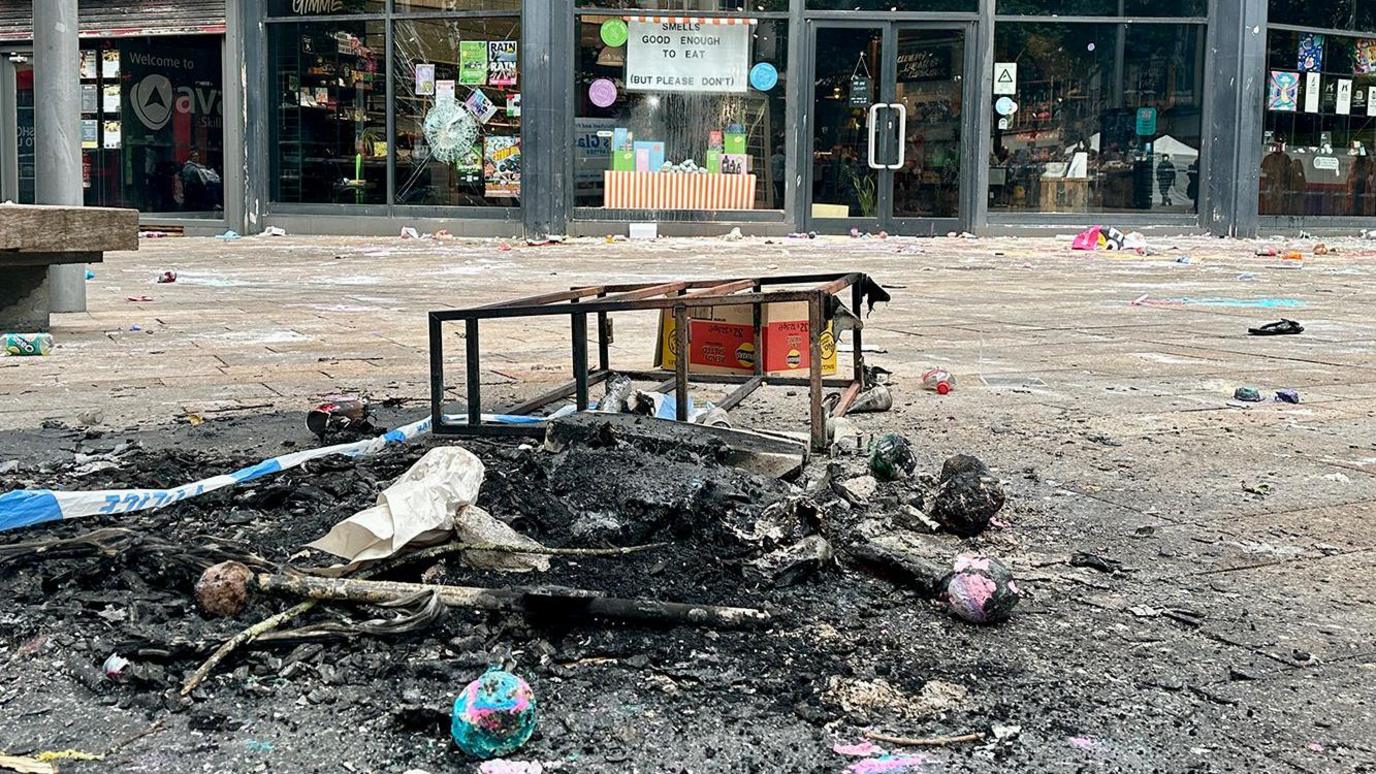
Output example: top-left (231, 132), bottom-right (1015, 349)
top-left (0, 412), bottom-right (549, 533)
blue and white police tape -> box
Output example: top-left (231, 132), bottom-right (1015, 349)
top-left (0, 411), bottom-right (548, 533)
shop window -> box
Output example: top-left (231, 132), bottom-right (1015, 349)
top-left (1260, 29), bottom-right (1376, 217)
top-left (996, 0), bottom-right (1206, 15)
top-left (1269, 0), bottom-right (1356, 31)
top-left (574, 14), bottom-right (789, 212)
top-left (805, 0), bottom-right (974, 10)
top-left (269, 21), bottom-right (388, 205)
top-left (988, 22), bottom-right (1204, 215)
top-left (582, 1), bottom-right (789, 11)
top-left (78, 37), bottom-right (225, 214)
top-left (267, 0), bottom-right (384, 15)
top-left (396, 0), bottom-right (521, 9)
top-left (393, 17), bottom-right (522, 207)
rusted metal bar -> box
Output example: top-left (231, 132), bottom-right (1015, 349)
top-left (688, 278), bottom-right (756, 297)
top-left (434, 289), bottom-right (827, 322)
top-left (465, 319), bottom-right (481, 427)
top-left (752, 279), bottom-right (764, 377)
top-left (815, 272), bottom-right (863, 296)
top-left (831, 380), bottom-right (862, 418)
top-left (503, 370), bottom-right (610, 415)
top-left (602, 281), bottom-right (691, 302)
top-left (808, 293), bottom-right (826, 452)
top-left (478, 286), bottom-right (604, 309)
top-left (674, 305), bottom-right (690, 422)
top-left (428, 313), bottom-right (444, 431)
top-left (851, 281), bottom-right (865, 385)
top-left (572, 313), bottom-right (589, 411)
top-left (718, 375), bottom-right (765, 412)
top-left (614, 370), bottom-right (853, 388)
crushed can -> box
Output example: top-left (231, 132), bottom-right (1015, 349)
top-left (2, 332), bottom-right (54, 356)
top-left (307, 395), bottom-right (370, 438)
top-left (157, 271), bottom-right (178, 284)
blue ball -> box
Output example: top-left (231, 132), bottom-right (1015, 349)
top-left (451, 669), bottom-right (538, 759)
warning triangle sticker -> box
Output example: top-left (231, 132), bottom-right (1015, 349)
top-left (997, 69), bottom-right (1013, 83)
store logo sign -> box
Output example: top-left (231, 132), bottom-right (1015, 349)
top-left (131, 74), bottom-right (174, 130)
top-left (292, 0), bottom-right (344, 12)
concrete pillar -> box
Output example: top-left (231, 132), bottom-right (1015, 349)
top-left (1205, 0), bottom-right (1267, 238)
top-left (33, 0), bottom-right (86, 313)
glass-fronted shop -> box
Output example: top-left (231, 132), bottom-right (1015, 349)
top-left (3, 1), bottom-right (1372, 237)
top-left (0, 3), bottom-right (228, 225)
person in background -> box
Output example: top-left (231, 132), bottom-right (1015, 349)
top-left (1156, 154), bottom-right (1177, 207)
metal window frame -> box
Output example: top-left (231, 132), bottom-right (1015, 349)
top-left (261, 1), bottom-right (525, 219)
top-left (981, 15), bottom-right (1213, 228)
top-left (428, 271), bottom-right (883, 453)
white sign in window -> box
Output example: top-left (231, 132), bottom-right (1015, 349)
top-left (626, 19), bottom-right (751, 94)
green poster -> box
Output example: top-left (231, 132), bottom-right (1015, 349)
top-left (459, 41), bottom-right (488, 86)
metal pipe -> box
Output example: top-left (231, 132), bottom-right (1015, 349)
top-left (428, 314), bottom-right (445, 431)
top-left (851, 281), bottom-right (865, 384)
top-left (33, 0), bottom-right (85, 312)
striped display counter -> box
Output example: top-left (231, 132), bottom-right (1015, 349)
top-left (603, 171), bottom-right (757, 210)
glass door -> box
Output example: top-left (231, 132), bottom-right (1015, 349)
top-left (0, 54), bottom-right (34, 204)
top-left (807, 22), bottom-right (970, 234)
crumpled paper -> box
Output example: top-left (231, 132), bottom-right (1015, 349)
top-left (307, 446), bottom-right (548, 573)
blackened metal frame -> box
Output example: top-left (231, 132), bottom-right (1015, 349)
top-left (428, 272), bottom-right (882, 452)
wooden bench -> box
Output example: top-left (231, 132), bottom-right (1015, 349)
top-left (1, 204), bottom-right (139, 330)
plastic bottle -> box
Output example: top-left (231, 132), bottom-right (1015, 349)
top-left (922, 368), bottom-right (956, 395)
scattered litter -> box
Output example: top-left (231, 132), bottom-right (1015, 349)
top-left (1175, 255), bottom-right (1192, 264)
top-left (834, 741), bottom-right (886, 757)
top-left (753, 535), bottom-right (835, 585)
top-left (1071, 225), bottom-right (1129, 251)
top-left (1134, 295), bottom-right (1304, 309)
top-left (1237, 272), bottom-right (1256, 281)
top-left (1233, 386), bottom-right (1263, 402)
top-left (452, 668), bottom-right (538, 759)
top-left (845, 755), bottom-right (929, 774)
top-left (478, 762), bottom-right (551, 774)
top-left (722, 227), bottom-right (744, 241)
top-left (32, 750), bottom-right (103, 764)
top-left (869, 434), bottom-right (917, 481)
top-left (991, 724), bottom-right (1022, 741)
top-left (129, 324), bottom-right (142, 331)
top-left (2, 333), bottom-right (54, 357)
top-left (84, 269), bottom-right (95, 280)
top-left (825, 676), bottom-right (967, 721)
top-left (1248, 319), bottom-right (1303, 336)
top-left (263, 226), bottom-right (288, 237)
top-left (243, 740), bottom-right (274, 754)
top-left (195, 560), bottom-right (255, 618)
top-left (849, 384), bottom-right (894, 413)
top-left (102, 653), bottom-right (131, 680)
top-left (1068, 736), bottom-right (1098, 750)
top-left (138, 230), bottom-right (170, 238)
top-left (307, 395), bottom-right (372, 439)
top-left (1275, 388), bottom-right (1301, 404)
top-left (215, 230), bottom-right (240, 241)
top-left (0, 753), bottom-right (56, 774)
top-left (1313, 243), bottom-right (1331, 256)
top-left (400, 227), bottom-right (420, 239)
top-left (126, 295), bottom-right (154, 302)
top-left (156, 271), bottom-right (177, 284)
top-left (921, 368), bottom-right (955, 395)
top-left (307, 446), bottom-right (550, 572)
top-left (942, 556), bottom-right (1020, 624)
top-left (931, 455), bottom-right (1005, 537)
top-left (628, 223), bottom-right (658, 240)
top-left (1242, 482), bottom-right (1273, 496)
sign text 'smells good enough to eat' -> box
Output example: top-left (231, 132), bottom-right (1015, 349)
top-left (626, 21), bottom-right (751, 94)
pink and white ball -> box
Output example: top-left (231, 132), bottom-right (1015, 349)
top-left (942, 556), bottom-right (1020, 624)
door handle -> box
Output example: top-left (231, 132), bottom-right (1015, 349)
top-left (867, 103), bottom-right (885, 170)
top-left (888, 102), bottom-right (907, 170)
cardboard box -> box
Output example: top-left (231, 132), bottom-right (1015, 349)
top-left (654, 301), bottom-right (837, 377)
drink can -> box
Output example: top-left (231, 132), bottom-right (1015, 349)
top-left (2, 332), bottom-right (54, 356)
